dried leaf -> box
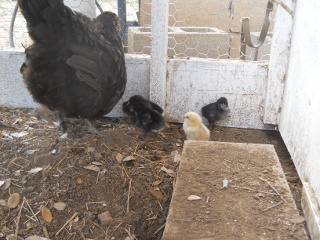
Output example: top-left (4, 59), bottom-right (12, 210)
top-left (83, 165), bottom-right (100, 172)
top-left (290, 214), bottom-right (305, 224)
top-left (123, 156), bottom-right (135, 162)
top-left (10, 131), bottom-right (28, 138)
top-left (50, 149), bottom-right (57, 155)
top-left (54, 202), bottom-right (67, 211)
top-left (152, 180), bottom-right (163, 186)
top-left (41, 207), bottom-right (53, 223)
top-left (116, 153), bottom-right (123, 163)
top-left (161, 166), bottom-right (176, 177)
top-left (187, 195), bottom-right (202, 201)
top-left (1, 179), bottom-right (11, 191)
top-left (0, 199), bottom-right (7, 207)
top-left (59, 133), bottom-right (68, 139)
top-left (92, 161), bottom-right (102, 166)
top-left (149, 187), bottom-right (164, 200)
top-left (25, 149), bottom-right (39, 156)
top-left (28, 167), bottom-right (43, 174)
top-left (8, 193), bottom-right (21, 209)
top-left (77, 177), bottom-right (83, 184)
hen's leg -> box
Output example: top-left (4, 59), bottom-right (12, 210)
top-left (82, 118), bottom-right (106, 136)
top-left (56, 112), bottom-right (71, 133)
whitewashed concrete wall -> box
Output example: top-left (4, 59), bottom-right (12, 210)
top-left (0, 50), bottom-right (150, 116)
top-left (279, 0), bottom-right (320, 204)
top-left (166, 58), bottom-right (272, 129)
top-left (277, 0), bottom-right (320, 237)
top-left (0, 49), bottom-right (38, 109)
top-left (0, 49), bottom-right (272, 130)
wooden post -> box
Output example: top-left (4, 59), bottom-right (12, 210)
top-left (263, 0), bottom-right (295, 125)
top-left (150, 0), bottom-right (169, 111)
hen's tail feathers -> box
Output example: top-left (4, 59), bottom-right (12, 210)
top-left (18, 0), bottom-right (64, 26)
top-left (18, 0), bottom-right (81, 44)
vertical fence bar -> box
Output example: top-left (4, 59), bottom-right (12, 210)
top-left (149, 0), bottom-right (169, 111)
top-left (118, 0), bottom-right (127, 41)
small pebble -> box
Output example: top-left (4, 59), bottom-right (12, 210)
top-left (98, 210), bottom-right (113, 226)
top-left (83, 227), bottom-right (90, 234)
top-left (222, 179), bottom-right (228, 189)
top-left (84, 211), bottom-right (93, 220)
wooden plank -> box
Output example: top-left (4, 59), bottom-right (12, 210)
top-left (149, 0), bottom-right (169, 110)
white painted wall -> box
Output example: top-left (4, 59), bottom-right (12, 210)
top-left (279, 0), bottom-right (320, 206)
top-left (0, 50), bottom-right (150, 117)
top-left (263, 0), bottom-right (295, 125)
top-left (166, 58), bottom-right (272, 129)
top-left (0, 49), bottom-right (272, 130)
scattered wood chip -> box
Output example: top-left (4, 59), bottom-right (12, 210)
top-left (0, 199), bottom-right (8, 207)
top-left (54, 202), bottom-right (67, 211)
top-left (25, 236), bottom-right (49, 240)
top-left (8, 193), bottom-right (21, 209)
top-left (76, 177), bottom-right (83, 184)
top-left (116, 153), bottom-right (123, 163)
top-left (0, 179), bottom-right (11, 191)
top-left (28, 167), bottom-right (43, 174)
top-left (51, 149), bottom-right (57, 155)
top-left (149, 187), bottom-right (164, 200)
top-left (152, 180), bottom-right (163, 186)
top-left (171, 150), bottom-right (181, 163)
top-left (25, 149), bottom-right (40, 156)
top-left (123, 156), bottom-right (135, 162)
top-left (83, 165), bottom-right (100, 172)
top-left (11, 131), bottom-right (28, 138)
top-left (160, 166), bottom-right (176, 177)
top-left (290, 214), bottom-right (305, 224)
top-left (59, 133), bottom-right (68, 139)
top-left (41, 207), bottom-right (53, 223)
top-left (92, 161), bottom-right (102, 166)
top-left (187, 195), bottom-right (202, 201)
top-left (98, 211), bottom-right (113, 226)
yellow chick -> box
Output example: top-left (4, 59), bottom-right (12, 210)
top-left (182, 112), bottom-right (210, 141)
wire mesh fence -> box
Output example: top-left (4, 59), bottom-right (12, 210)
top-left (0, 0), bottom-right (273, 61)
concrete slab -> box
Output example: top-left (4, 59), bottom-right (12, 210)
top-left (162, 141), bottom-right (308, 240)
top-left (302, 182), bottom-right (320, 240)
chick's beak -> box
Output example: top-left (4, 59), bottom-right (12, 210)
top-left (182, 115), bottom-right (186, 119)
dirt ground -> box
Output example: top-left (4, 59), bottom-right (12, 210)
top-left (0, 107), bottom-right (308, 240)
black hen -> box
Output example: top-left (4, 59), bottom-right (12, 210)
top-left (123, 95), bottom-right (165, 132)
top-left (201, 97), bottom-right (229, 130)
top-left (18, 0), bottom-right (127, 133)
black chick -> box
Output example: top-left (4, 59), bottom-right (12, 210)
top-left (201, 97), bottom-right (229, 130)
top-left (122, 95), bottom-right (165, 132)
top-left (18, 0), bottom-right (127, 134)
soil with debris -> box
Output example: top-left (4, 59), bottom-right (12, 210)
top-left (0, 108), bottom-right (308, 240)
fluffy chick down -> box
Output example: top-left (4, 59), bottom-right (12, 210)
top-left (182, 112), bottom-right (210, 141)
